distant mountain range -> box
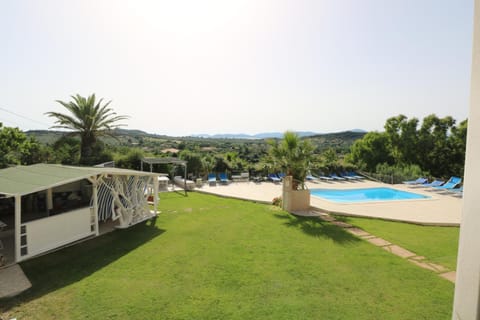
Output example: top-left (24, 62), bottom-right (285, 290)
top-left (190, 130), bottom-right (366, 139)
top-left (26, 128), bottom-right (367, 143)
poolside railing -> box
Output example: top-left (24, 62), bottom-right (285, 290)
top-left (361, 171), bottom-right (417, 184)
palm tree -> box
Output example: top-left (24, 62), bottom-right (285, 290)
top-left (269, 131), bottom-right (315, 190)
top-left (45, 94), bottom-right (129, 165)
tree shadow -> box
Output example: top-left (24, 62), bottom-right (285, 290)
top-left (273, 213), bottom-right (361, 245)
top-left (0, 220), bottom-right (165, 312)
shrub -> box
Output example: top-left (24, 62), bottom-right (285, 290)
top-left (272, 196), bottom-right (282, 207)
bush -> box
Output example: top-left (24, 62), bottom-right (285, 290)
top-left (115, 149), bottom-right (144, 170)
top-left (272, 196), bottom-right (282, 207)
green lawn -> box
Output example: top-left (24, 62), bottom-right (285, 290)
top-left (1, 192), bottom-right (454, 319)
top-left (339, 216), bottom-right (459, 270)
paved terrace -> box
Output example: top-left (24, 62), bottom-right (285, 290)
top-left (195, 179), bottom-right (462, 226)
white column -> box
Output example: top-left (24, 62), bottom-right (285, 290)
top-left (452, 1), bottom-right (480, 318)
top-left (14, 195), bottom-right (21, 262)
top-left (153, 175), bottom-right (159, 215)
top-left (47, 188), bottom-right (53, 214)
top-left (92, 178), bottom-right (100, 236)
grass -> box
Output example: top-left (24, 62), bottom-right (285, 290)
top-left (338, 216), bottom-right (459, 270)
top-left (1, 192), bottom-right (454, 319)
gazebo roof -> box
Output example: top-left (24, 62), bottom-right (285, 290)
top-left (0, 163), bottom-right (157, 196)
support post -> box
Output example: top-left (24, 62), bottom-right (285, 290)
top-left (184, 164), bottom-right (187, 196)
top-left (47, 188), bottom-right (53, 215)
top-left (14, 195), bottom-right (21, 263)
top-left (153, 175), bottom-right (159, 215)
top-left (91, 177), bottom-right (100, 236)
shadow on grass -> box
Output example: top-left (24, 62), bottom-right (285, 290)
top-left (0, 219), bottom-right (165, 313)
top-left (273, 213), bottom-right (361, 245)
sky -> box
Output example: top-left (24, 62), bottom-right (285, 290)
top-left (1, 0), bottom-right (474, 136)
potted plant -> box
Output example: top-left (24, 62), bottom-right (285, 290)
top-left (269, 131), bottom-right (314, 211)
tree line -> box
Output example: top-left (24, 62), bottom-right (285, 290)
top-left (347, 114), bottom-right (467, 179)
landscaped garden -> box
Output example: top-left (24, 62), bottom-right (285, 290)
top-left (0, 192), bottom-right (455, 319)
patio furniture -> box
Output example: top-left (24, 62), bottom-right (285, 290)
top-left (403, 177), bottom-right (428, 185)
top-left (219, 173), bottom-right (229, 184)
top-left (268, 173), bottom-right (281, 183)
top-left (208, 173), bottom-right (217, 186)
top-left (434, 176), bottom-right (462, 190)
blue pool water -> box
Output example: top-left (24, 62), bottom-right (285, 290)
top-left (310, 187), bottom-right (430, 203)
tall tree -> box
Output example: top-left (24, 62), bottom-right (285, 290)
top-left (384, 115), bottom-right (419, 165)
top-left (45, 94), bottom-right (129, 165)
top-left (347, 131), bottom-right (393, 171)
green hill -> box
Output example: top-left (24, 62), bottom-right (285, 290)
top-left (26, 129), bottom-right (366, 155)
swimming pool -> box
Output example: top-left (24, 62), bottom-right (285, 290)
top-left (310, 187), bottom-right (430, 203)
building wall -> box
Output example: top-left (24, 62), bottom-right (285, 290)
top-left (19, 207), bottom-right (95, 261)
top-left (452, 1), bottom-right (480, 318)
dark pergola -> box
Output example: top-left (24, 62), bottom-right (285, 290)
top-left (140, 157), bottom-right (188, 195)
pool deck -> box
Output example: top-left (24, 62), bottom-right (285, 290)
top-left (196, 180), bottom-right (462, 226)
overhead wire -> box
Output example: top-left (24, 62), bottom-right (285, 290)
top-left (0, 106), bottom-right (51, 129)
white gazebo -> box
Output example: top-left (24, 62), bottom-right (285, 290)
top-left (0, 164), bottom-right (159, 266)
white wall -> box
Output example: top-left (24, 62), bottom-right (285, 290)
top-left (452, 1), bottom-right (480, 318)
top-left (19, 207), bottom-right (95, 261)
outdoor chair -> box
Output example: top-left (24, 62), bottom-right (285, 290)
top-left (208, 173), bottom-right (217, 186)
top-left (219, 173), bottom-right (229, 184)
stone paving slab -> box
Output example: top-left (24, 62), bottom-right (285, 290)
top-left (382, 245), bottom-right (416, 258)
top-left (291, 210), bottom-right (320, 217)
top-left (425, 262), bottom-right (448, 273)
top-left (408, 259), bottom-right (441, 272)
top-left (331, 221), bottom-right (353, 228)
top-left (439, 271), bottom-right (457, 283)
top-left (410, 255), bottom-right (426, 261)
top-left (345, 227), bottom-right (371, 237)
top-left (366, 237), bottom-right (392, 247)
top-left (0, 264), bottom-right (31, 298)
top-left (318, 214), bottom-right (335, 222)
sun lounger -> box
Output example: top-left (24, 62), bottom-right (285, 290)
top-left (433, 176), bottom-right (462, 190)
top-left (208, 173), bottom-right (217, 186)
top-left (348, 171), bottom-right (365, 179)
top-left (447, 186), bottom-right (463, 196)
top-left (268, 173), bottom-right (281, 183)
top-left (306, 174), bottom-right (319, 181)
top-left (232, 172), bottom-right (249, 182)
top-left (317, 173), bottom-right (333, 181)
top-left (403, 177), bottom-right (428, 185)
top-left (174, 176), bottom-right (195, 190)
top-left (340, 172), bottom-right (357, 180)
top-left (422, 179), bottom-right (444, 187)
top-left (219, 173), bottom-right (229, 184)
top-left (330, 173), bottom-right (346, 181)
